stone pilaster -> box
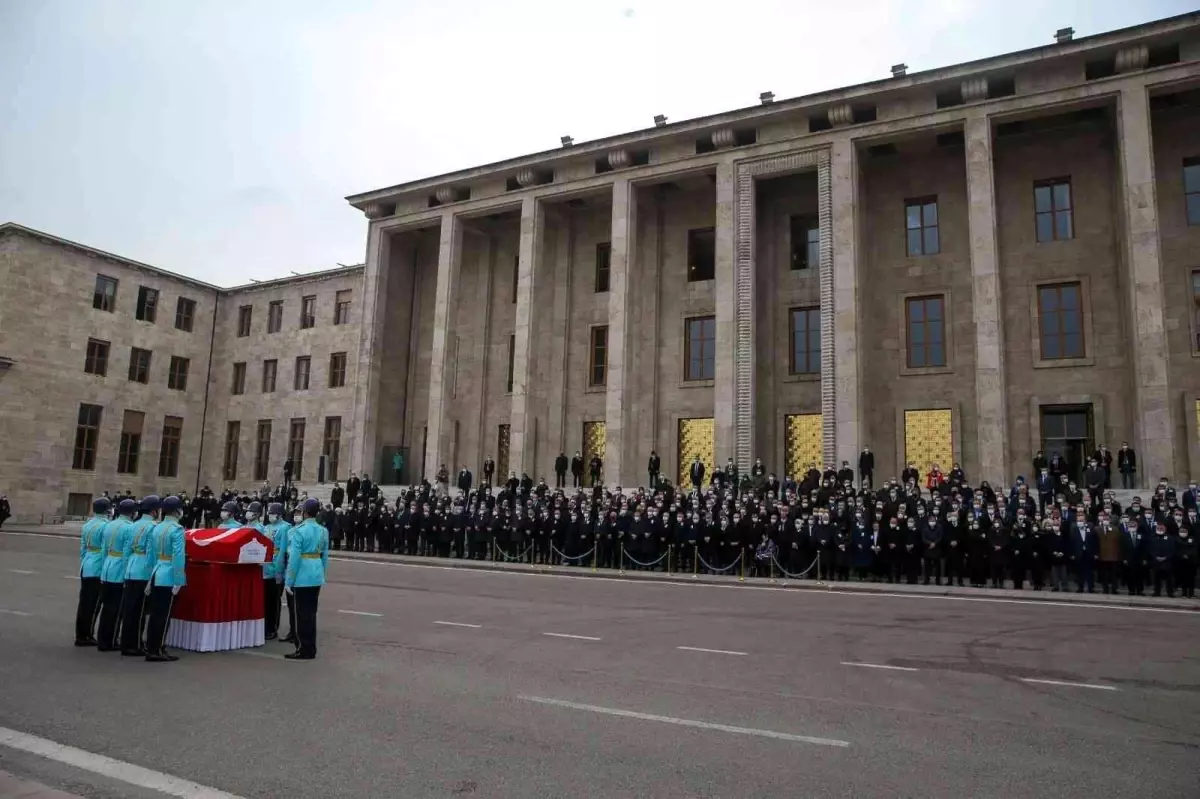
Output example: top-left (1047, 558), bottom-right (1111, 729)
top-left (604, 178), bottom-right (636, 487)
top-left (1116, 87), bottom-right (1177, 484)
top-left (829, 140), bottom-right (860, 470)
top-left (351, 223), bottom-right (390, 475)
top-left (424, 211), bottom-right (463, 481)
top-left (548, 211), bottom-right (574, 454)
top-left (473, 232), bottom-right (495, 475)
top-left (509, 195), bottom-right (545, 477)
top-left (714, 161), bottom-right (739, 468)
top-left (965, 115), bottom-right (1010, 486)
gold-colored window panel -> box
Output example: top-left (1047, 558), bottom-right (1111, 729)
top-left (582, 421), bottom-right (606, 479)
top-left (677, 417), bottom-right (715, 487)
top-left (497, 424), bottom-right (511, 481)
top-left (784, 414), bottom-right (822, 480)
top-left (903, 409), bottom-right (953, 479)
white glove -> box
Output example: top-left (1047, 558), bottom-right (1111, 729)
top-left (285, 585), bottom-right (294, 595)
top-left (171, 585), bottom-right (181, 596)
top-left (144, 583), bottom-right (152, 597)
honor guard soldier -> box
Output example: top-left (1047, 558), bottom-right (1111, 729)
top-left (218, 501), bottom-right (240, 528)
top-left (263, 502), bottom-right (290, 641)
top-left (75, 497), bottom-right (112, 646)
top-left (285, 498), bottom-right (329, 660)
top-left (144, 496), bottom-right (187, 662)
top-left (119, 495), bottom-right (160, 656)
top-left (96, 498), bottom-right (136, 651)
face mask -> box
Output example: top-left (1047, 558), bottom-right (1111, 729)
top-left (268, 514), bottom-right (279, 523)
top-left (246, 513), bottom-right (257, 521)
top-left (220, 511), bottom-right (231, 520)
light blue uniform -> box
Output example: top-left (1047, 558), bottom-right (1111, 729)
top-left (123, 516), bottom-right (158, 582)
top-left (79, 514), bottom-right (109, 578)
top-left (219, 517), bottom-right (241, 529)
top-left (100, 517), bottom-right (134, 584)
top-left (263, 519), bottom-right (290, 581)
top-left (148, 518), bottom-right (187, 588)
top-left (285, 519), bottom-right (329, 589)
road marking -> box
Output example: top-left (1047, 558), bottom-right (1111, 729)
top-left (676, 646), bottom-right (748, 656)
top-left (0, 609), bottom-right (31, 617)
top-left (842, 662), bottom-right (920, 672)
top-left (337, 609), bottom-right (383, 617)
top-left (233, 649), bottom-right (286, 660)
top-left (433, 621), bottom-right (482, 628)
top-left (0, 725), bottom-right (245, 798)
top-left (542, 632), bottom-right (601, 641)
top-left (8, 569), bottom-right (35, 575)
top-left (63, 575), bottom-right (79, 580)
top-left (1021, 677), bottom-right (1117, 691)
top-left (519, 696), bottom-right (849, 748)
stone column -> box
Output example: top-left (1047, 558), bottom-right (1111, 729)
top-left (547, 212), bottom-right (574, 454)
top-left (424, 211), bottom-right (463, 481)
top-left (604, 178), bottom-right (635, 487)
top-left (1116, 86), bottom-right (1177, 484)
top-left (351, 223), bottom-right (390, 475)
top-left (509, 195), bottom-right (545, 477)
top-left (473, 232), bottom-right (495, 475)
top-left (965, 115), bottom-right (1010, 486)
top-left (714, 161), bottom-right (740, 468)
top-left (829, 140), bottom-right (861, 470)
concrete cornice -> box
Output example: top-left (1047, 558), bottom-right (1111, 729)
top-left (1, 222), bottom-right (362, 295)
top-left (344, 12), bottom-right (1199, 210)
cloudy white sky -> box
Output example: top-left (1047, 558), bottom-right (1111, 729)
top-left (0, 0), bottom-right (1193, 285)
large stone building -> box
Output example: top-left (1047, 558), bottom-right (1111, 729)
top-left (3, 13), bottom-right (1200, 520)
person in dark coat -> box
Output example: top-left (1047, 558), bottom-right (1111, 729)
top-left (1116, 443), bottom-right (1136, 490)
top-left (689, 456), bottom-right (705, 492)
top-left (330, 482), bottom-right (345, 510)
top-left (554, 453), bottom-right (568, 488)
top-left (648, 451), bottom-right (661, 489)
top-left (858, 448), bottom-right (874, 490)
top-left (571, 452), bottom-right (585, 488)
top-left (588, 457), bottom-right (603, 488)
top-left (1069, 512), bottom-right (1097, 593)
top-left (457, 466), bottom-right (473, 496)
top-left (1149, 521), bottom-right (1176, 597)
top-left (920, 511), bottom-right (943, 585)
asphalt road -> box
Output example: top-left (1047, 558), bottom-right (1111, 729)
top-left (1, 530), bottom-right (1198, 799)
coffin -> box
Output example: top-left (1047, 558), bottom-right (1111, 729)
top-left (185, 527), bottom-right (275, 564)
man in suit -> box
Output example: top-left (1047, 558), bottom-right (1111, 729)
top-left (689, 456), bottom-right (705, 492)
top-left (571, 452), bottom-right (585, 488)
top-left (457, 465), bottom-right (473, 497)
top-left (554, 453), bottom-right (568, 488)
top-left (1070, 510), bottom-right (1098, 593)
top-left (858, 447), bottom-right (874, 490)
top-left (647, 451), bottom-right (661, 490)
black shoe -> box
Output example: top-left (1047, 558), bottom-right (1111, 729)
top-left (74, 639), bottom-right (97, 647)
top-left (265, 633), bottom-right (277, 641)
top-left (284, 652), bottom-right (314, 660)
top-left (282, 635), bottom-right (297, 644)
top-left (145, 654), bottom-right (172, 662)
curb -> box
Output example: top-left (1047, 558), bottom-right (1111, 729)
top-left (10, 526), bottom-right (1198, 612)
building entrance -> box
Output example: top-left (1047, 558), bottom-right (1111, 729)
top-left (1040, 404), bottom-right (1094, 485)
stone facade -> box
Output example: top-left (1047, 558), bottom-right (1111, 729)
top-left (5, 14), bottom-right (1200, 521)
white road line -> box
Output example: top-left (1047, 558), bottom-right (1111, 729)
top-left (433, 621), bottom-right (482, 628)
top-left (0, 609), bottom-right (32, 617)
top-left (62, 575), bottom-right (79, 580)
top-left (1021, 677), bottom-right (1117, 691)
top-left (542, 632), bottom-right (602, 641)
top-left (232, 649), bottom-right (287, 660)
top-left (8, 569), bottom-right (35, 575)
top-left (337, 609), bottom-right (383, 617)
top-left (841, 662), bottom-right (920, 672)
top-left (0, 725), bottom-right (245, 798)
top-left (676, 645), bottom-right (748, 656)
top-left (519, 696), bottom-right (850, 748)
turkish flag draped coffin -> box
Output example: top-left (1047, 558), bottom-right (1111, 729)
top-left (166, 528), bottom-right (275, 652)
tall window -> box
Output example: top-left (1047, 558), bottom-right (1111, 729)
top-left (167, 356), bottom-right (189, 391)
top-left (684, 316), bottom-right (716, 381)
top-left (237, 305), bottom-right (252, 337)
top-left (595, 242), bottom-right (611, 293)
top-left (73, 404), bottom-right (103, 470)
top-left (223, 421), bottom-right (240, 480)
top-left (905, 295), bottom-right (947, 368)
top-left (512, 256), bottom-right (519, 303)
top-left (323, 416), bottom-right (342, 482)
top-left (128, 347), bottom-right (152, 384)
top-left (268, 300), bottom-right (283, 333)
top-left (1185, 157), bottom-right (1200, 226)
top-left (506, 335), bottom-right (515, 393)
top-left (790, 216), bottom-right (819, 270)
top-left (93, 275), bottom-right (117, 312)
top-left (687, 228), bottom-right (715, 282)
top-left (294, 356), bottom-right (311, 390)
top-left (288, 418), bottom-right (306, 480)
top-left (84, 338), bottom-right (110, 376)
top-left (329, 352), bottom-right (347, 388)
top-left (300, 295), bottom-right (316, 329)
top-left (789, 308), bottom-right (821, 374)
top-left (334, 290), bottom-right (351, 325)
top-left (1035, 178), bottom-right (1073, 242)
top-left (905, 198), bottom-right (940, 256)
top-left (158, 416), bottom-right (182, 478)
top-left (136, 286), bottom-right (158, 323)
top-left (262, 359), bottom-right (277, 393)
top-left (175, 297), bottom-right (196, 332)
top-left (1038, 282), bottom-right (1084, 359)
top-left (231, 362), bottom-right (247, 395)
top-left (254, 420), bottom-right (272, 481)
top-left (589, 326), bottom-right (608, 387)
top-left (1192, 270), bottom-right (1200, 352)
top-left (117, 410), bottom-right (144, 474)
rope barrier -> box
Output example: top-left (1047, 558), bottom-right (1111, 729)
top-left (621, 548), bottom-right (669, 568)
top-left (770, 553), bottom-right (821, 579)
top-left (694, 551), bottom-right (744, 575)
top-left (550, 543), bottom-right (597, 563)
top-left (493, 541), bottom-right (534, 562)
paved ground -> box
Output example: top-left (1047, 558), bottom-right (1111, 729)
top-left (1, 529), bottom-right (1199, 798)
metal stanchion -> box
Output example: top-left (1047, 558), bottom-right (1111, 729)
top-left (693, 545), bottom-right (698, 579)
top-left (668, 545), bottom-right (672, 575)
top-left (619, 545), bottom-right (626, 575)
top-left (491, 537), bottom-right (495, 563)
top-left (739, 554), bottom-right (745, 583)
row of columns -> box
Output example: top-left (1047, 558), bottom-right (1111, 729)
top-left (388, 86), bottom-right (1174, 489)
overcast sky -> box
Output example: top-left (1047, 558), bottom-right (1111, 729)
top-left (0, 0), bottom-right (1192, 285)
